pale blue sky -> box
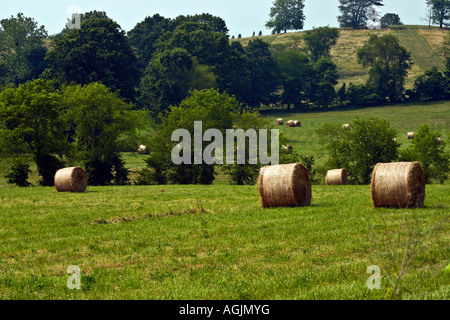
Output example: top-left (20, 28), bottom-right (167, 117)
top-left (1, 0), bottom-right (429, 37)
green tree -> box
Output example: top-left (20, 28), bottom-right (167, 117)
top-left (0, 13), bottom-right (48, 85)
top-left (338, 0), bottom-right (384, 29)
top-left (412, 67), bottom-right (446, 101)
top-left (276, 49), bottom-right (312, 110)
top-left (44, 14), bottom-right (140, 101)
top-left (303, 26), bottom-right (340, 62)
top-left (317, 117), bottom-right (399, 184)
top-left (171, 13), bottom-right (229, 34)
top-left (308, 57), bottom-right (339, 108)
top-left (265, 0), bottom-right (305, 34)
top-left (400, 124), bottom-right (449, 183)
top-left (381, 13), bottom-right (403, 27)
top-left (146, 89), bottom-right (240, 185)
top-left (0, 79), bottom-right (67, 186)
top-left (63, 83), bottom-right (140, 186)
top-left (128, 14), bottom-right (172, 71)
top-left (427, 0), bottom-right (450, 28)
top-left (244, 39), bottom-right (280, 109)
top-left (357, 34), bottom-right (413, 102)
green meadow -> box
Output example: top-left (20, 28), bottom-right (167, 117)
top-left (0, 101), bottom-right (449, 300)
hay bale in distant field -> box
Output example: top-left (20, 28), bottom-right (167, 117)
top-left (407, 132), bottom-right (415, 140)
top-left (276, 118), bottom-right (284, 125)
top-left (54, 167), bottom-right (87, 193)
top-left (258, 163), bottom-right (312, 208)
top-left (137, 145), bottom-right (150, 155)
top-left (343, 124), bottom-right (351, 130)
top-left (370, 162), bottom-right (425, 208)
top-left (326, 169), bottom-right (349, 185)
top-left (286, 120), bottom-right (295, 127)
top-left (293, 120), bottom-right (302, 127)
top-left (282, 145), bottom-right (293, 153)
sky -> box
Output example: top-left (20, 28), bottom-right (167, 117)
top-left (1, 0), bottom-right (430, 37)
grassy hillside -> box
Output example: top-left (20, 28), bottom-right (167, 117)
top-left (0, 184), bottom-right (448, 299)
top-left (233, 25), bottom-right (449, 88)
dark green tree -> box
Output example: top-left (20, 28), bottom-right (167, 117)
top-left (338, 0), bottom-right (384, 29)
top-left (0, 13), bottom-right (48, 85)
top-left (303, 26), bottom-right (340, 62)
top-left (0, 79), bottom-right (67, 186)
top-left (357, 34), bottom-right (413, 102)
top-left (171, 13), bottom-right (229, 34)
top-left (308, 57), bottom-right (339, 108)
top-left (412, 67), bottom-right (446, 101)
top-left (243, 39), bottom-right (281, 108)
top-left (381, 13), bottom-right (403, 27)
top-left (128, 14), bottom-right (172, 71)
top-left (265, 0), bottom-right (305, 34)
top-left (427, 0), bottom-right (450, 28)
top-left (44, 15), bottom-right (140, 101)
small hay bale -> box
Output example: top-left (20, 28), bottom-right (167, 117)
top-left (293, 120), bottom-right (302, 127)
top-left (276, 118), bottom-right (284, 125)
top-left (282, 145), bottom-right (293, 153)
top-left (343, 124), bottom-right (351, 130)
top-left (286, 120), bottom-right (295, 127)
top-left (370, 162), bottom-right (425, 208)
top-left (54, 167), bottom-right (87, 193)
top-left (258, 163), bottom-right (312, 208)
top-left (407, 132), bottom-right (415, 140)
top-left (326, 169), bottom-right (349, 185)
top-left (137, 145), bottom-right (150, 155)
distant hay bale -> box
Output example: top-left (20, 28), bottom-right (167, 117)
top-left (276, 118), bottom-right (284, 125)
top-left (286, 120), bottom-right (295, 127)
top-left (282, 145), bottom-right (293, 153)
top-left (54, 167), bottom-right (87, 193)
top-left (407, 132), bottom-right (415, 140)
top-left (137, 145), bottom-right (150, 155)
top-left (343, 124), bottom-right (351, 130)
top-left (293, 120), bottom-right (302, 127)
top-left (370, 162), bottom-right (425, 208)
top-left (326, 169), bottom-right (349, 185)
top-left (258, 163), bottom-right (312, 208)
top-left (393, 138), bottom-right (397, 142)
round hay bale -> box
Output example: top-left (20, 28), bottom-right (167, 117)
top-left (343, 124), bottom-right (351, 130)
top-left (407, 132), bottom-right (415, 140)
top-left (293, 121), bottom-right (302, 127)
top-left (54, 167), bottom-right (87, 193)
top-left (282, 145), bottom-right (293, 153)
top-left (137, 145), bottom-right (150, 155)
top-left (258, 163), bottom-right (312, 208)
top-left (326, 169), bottom-right (349, 185)
top-left (370, 162), bottom-right (425, 208)
top-left (276, 118), bottom-right (284, 125)
top-left (286, 120), bottom-right (295, 127)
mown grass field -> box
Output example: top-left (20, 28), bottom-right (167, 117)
top-left (234, 25), bottom-right (449, 88)
top-left (0, 184), bottom-right (448, 300)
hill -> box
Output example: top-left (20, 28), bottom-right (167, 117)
top-left (233, 25), bottom-right (449, 88)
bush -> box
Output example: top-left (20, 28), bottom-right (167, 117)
top-left (5, 158), bottom-right (31, 187)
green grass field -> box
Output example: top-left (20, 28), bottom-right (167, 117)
top-left (0, 100), bottom-right (448, 300)
top-left (0, 184), bottom-right (448, 299)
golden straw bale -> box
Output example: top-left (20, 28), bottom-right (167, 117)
top-left (407, 132), bottom-right (415, 140)
top-left (138, 145), bottom-right (150, 155)
top-left (370, 162), bottom-right (425, 208)
top-left (293, 120), bottom-right (302, 127)
top-left (276, 118), bottom-right (284, 125)
top-left (326, 169), bottom-right (349, 185)
top-left (54, 167), bottom-right (87, 193)
top-left (258, 163), bottom-right (312, 208)
top-left (343, 124), bottom-right (351, 130)
top-left (286, 120), bottom-right (295, 127)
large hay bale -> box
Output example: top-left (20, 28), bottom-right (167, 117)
top-left (326, 169), bottom-right (349, 185)
top-left (293, 120), bottom-right (302, 127)
top-left (54, 167), bottom-right (87, 193)
top-left (282, 145), bottom-right (293, 153)
top-left (286, 120), bottom-right (295, 127)
top-left (370, 162), bottom-right (425, 208)
top-left (407, 132), bottom-right (415, 140)
top-left (343, 124), bottom-right (351, 130)
top-left (276, 118), bottom-right (284, 125)
top-left (258, 163), bottom-right (312, 208)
